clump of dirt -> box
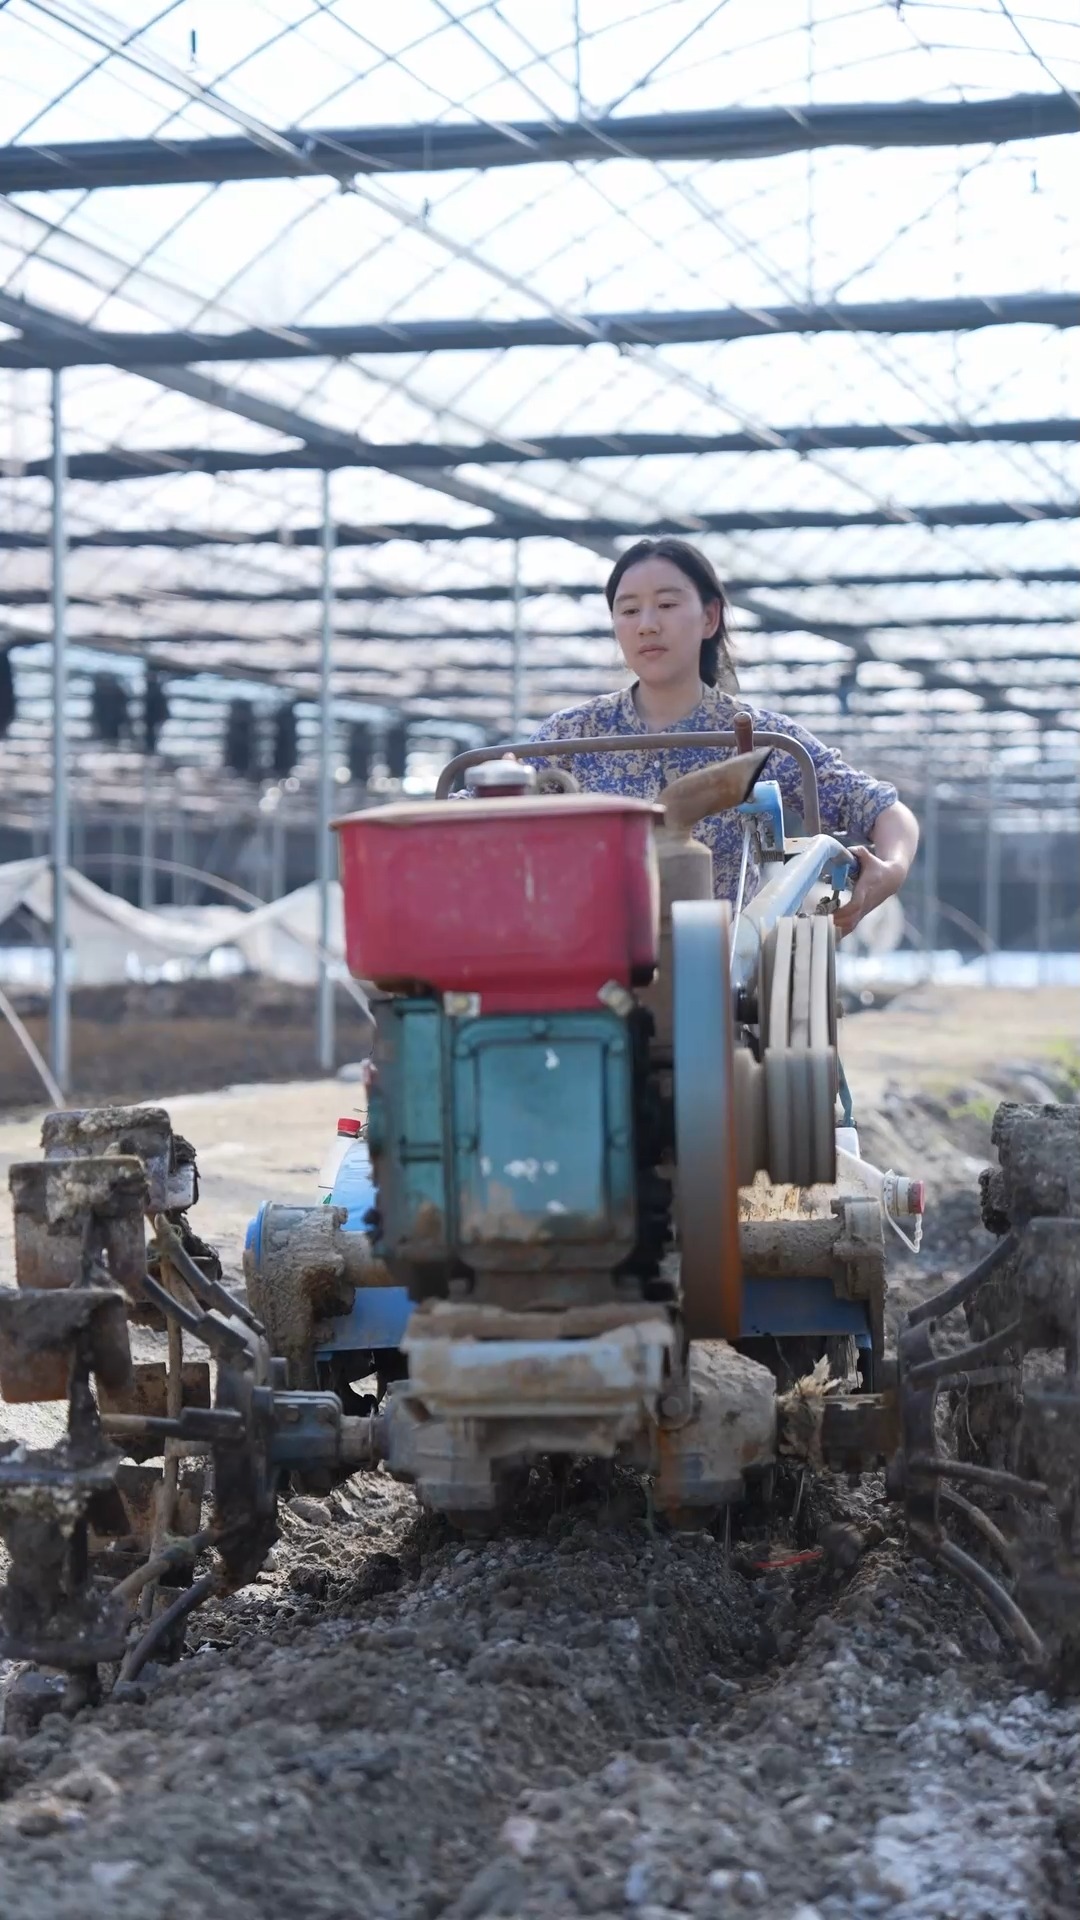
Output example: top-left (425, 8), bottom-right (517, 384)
top-left (854, 1066), bottom-right (1079, 1340)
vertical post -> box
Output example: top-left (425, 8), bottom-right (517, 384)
top-left (270, 802), bottom-right (286, 901)
top-left (805, 0), bottom-right (815, 301)
top-left (573, 0), bottom-right (582, 118)
top-left (510, 541), bottom-right (525, 739)
top-left (50, 369), bottom-right (70, 1097)
top-left (172, 811), bottom-right (186, 908)
top-left (1034, 823), bottom-right (1048, 983)
top-left (109, 818), bottom-right (123, 897)
top-left (921, 772), bottom-right (939, 982)
top-left (983, 763), bottom-right (1000, 986)
top-left (317, 470), bottom-right (335, 1074)
top-left (139, 754), bottom-right (154, 910)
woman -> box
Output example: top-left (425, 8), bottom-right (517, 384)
top-left (532, 537), bottom-right (918, 935)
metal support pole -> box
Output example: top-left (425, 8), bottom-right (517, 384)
top-left (984, 764), bottom-right (1000, 986)
top-left (110, 819), bottom-right (123, 897)
top-left (805, 0), bottom-right (815, 302)
top-left (50, 369), bottom-right (70, 1096)
top-left (270, 803), bottom-right (286, 901)
top-left (172, 813), bottom-right (186, 907)
top-left (573, 0), bottom-right (582, 119)
top-left (510, 541), bottom-right (525, 740)
top-left (1036, 806), bottom-right (1052, 986)
top-left (139, 754), bottom-right (154, 910)
top-left (317, 470), bottom-right (335, 1074)
top-left (922, 774), bottom-right (939, 982)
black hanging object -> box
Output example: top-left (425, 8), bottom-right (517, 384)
top-left (271, 702), bottom-right (298, 779)
top-left (0, 653), bottom-right (15, 741)
top-left (224, 699), bottom-right (260, 779)
top-left (386, 722), bottom-right (408, 781)
top-left (347, 722), bottom-right (371, 785)
top-left (90, 672), bottom-right (130, 746)
top-left (144, 671), bottom-right (169, 754)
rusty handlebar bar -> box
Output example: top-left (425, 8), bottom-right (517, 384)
top-left (435, 730), bottom-right (821, 835)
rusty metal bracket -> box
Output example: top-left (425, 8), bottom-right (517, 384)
top-left (41, 1106), bottom-right (197, 1213)
top-left (10, 1156), bottom-right (147, 1294)
top-left (0, 1288), bottom-right (132, 1403)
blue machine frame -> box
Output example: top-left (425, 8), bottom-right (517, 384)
top-left (310, 1267), bottom-right (871, 1365)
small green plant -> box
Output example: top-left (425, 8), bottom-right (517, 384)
top-left (1048, 1040), bottom-right (1080, 1095)
top-left (946, 1091), bottom-right (998, 1128)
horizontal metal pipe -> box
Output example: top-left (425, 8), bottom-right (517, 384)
top-left (2, 94), bottom-right (1075, 194)
top-left (435, 730), bottom-right (822, 831)
top-left (10, 417), bottom-right (1080, 483)
top-left (4, 293), bottom-right (1077, 370)
top-left (3, 499), bottom-right (1077, 549)
top-left (3, 568), bottom-right (1077, 606)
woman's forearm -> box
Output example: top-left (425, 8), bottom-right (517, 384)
top-left (833, 799), bottom-right (919, 935)
top-left (870, 800), bottom-right (920, 878)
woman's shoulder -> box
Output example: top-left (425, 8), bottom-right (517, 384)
top-left (531, 691), bottom-right (633, 741)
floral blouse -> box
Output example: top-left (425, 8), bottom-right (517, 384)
top-left (530, 684), bottom-right (898, 905)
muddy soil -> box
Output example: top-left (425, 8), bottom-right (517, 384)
top-left (0, 987), bottom-right (1077, 1919)
top-left (0, 976), bottom-right (373, 1112)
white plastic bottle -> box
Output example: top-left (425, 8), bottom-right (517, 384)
top-left (317, 1115), bottom-right (363, 1204)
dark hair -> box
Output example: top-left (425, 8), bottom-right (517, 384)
top-left (604, 537), bottom-right (738, 691)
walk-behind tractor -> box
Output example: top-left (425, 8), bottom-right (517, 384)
top-left (1, 722), bottom-right (1078, 1707)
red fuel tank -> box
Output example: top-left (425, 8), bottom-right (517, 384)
top-left (335, 795), bottom-right (661, 1011)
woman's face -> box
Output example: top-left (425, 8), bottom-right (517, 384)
top-left (610, 555), bottom-right (719, 690)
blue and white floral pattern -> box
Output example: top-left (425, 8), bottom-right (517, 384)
top-left (530, 685), bottom-right (898, 905)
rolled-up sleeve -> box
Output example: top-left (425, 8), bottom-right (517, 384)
top-left (756, 710), bottom-right (898, 841)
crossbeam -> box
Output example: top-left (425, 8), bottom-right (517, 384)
top-left (3, 571), bottom-right (1076, 608)
top-left (11, 616), bottom-right (1074, 647)
top-left (1, 93), bottom-right (1075, 193)
top-left (1, 502), bottom-right (1075, 549)
top-left (9, 417), bottom-right (1080, 484)
top-left (4, 294), bottom-right (1076, 368)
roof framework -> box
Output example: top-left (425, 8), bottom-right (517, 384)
top-left (6, 291), bottom-right (1079, 365)
top-left (0, 0), bottom-right (1077, 826)
top-left (3, 90), bottom-right (1077, 192)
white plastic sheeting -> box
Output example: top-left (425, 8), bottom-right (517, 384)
top-left (0, 851), bottom-right (902, 996)
top-left (0, 858), bottom-right (347, 989)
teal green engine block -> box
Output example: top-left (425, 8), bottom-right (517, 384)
top-left (366, 999), bottom-right (641, 1302)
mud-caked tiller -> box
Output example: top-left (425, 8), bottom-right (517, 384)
top-left (0, 724), bottom-right (1077, 1700)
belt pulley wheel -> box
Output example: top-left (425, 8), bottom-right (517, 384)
top-left (672, 899), bottom-right (742, 1343)
top-left (761, 915), bottom-right (838, 1188)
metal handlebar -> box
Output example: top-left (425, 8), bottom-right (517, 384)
top-left (436, 730), bottom-right (822, 835)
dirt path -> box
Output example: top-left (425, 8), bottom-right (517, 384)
top-left (0, 989), bottom-right (1077, 1918)
top-left (0, 1078), bottom-right (356, 1318)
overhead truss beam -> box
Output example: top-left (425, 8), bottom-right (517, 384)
top-left (9, 418), bottom-right (1080, 484)
top-left (1, 92), bottom-right (1075, 194)
top-left (2, 502), bottom-right (1076, 550)
top-left (2, 570), bottom-right (1077, 608)
top-left (7, 615), bottom-right (1075, 647)
top-left (4, 294), bottom-right (1077, 368)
